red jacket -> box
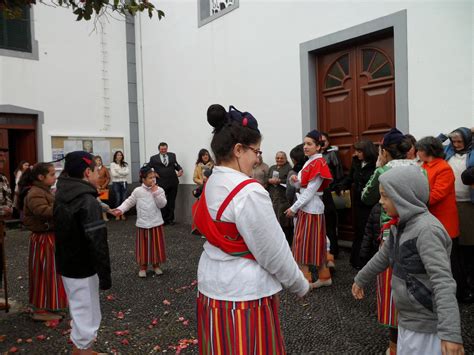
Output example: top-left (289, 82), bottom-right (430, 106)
top-left (422, 158), bottom-right (459, 238)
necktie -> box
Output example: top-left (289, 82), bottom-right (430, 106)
top-left (163, 155), bottom-right (168, 166)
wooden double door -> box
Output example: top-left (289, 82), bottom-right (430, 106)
top-left (317, 35), bottom-right (396, 240)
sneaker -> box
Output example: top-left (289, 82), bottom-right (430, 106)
top-left (31, 311), bottom-right (62, 321)
top-left (138, 270), bottom-right (147, 278)
top-left (310, 278), bottom-right (333, 289)
top-left (154, 267), bottom-right (163, 276)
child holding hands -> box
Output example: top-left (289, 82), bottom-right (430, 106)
top-left (113, 165), bottom-right (167, 277)
top-left (352, 165), bottom-right (464, 355)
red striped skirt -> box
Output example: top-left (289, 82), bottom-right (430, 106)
top-left (29, 232), bottom-right (68, 311)
top-left (376, 266), bottom-right (398, 327)
top-left (292, 211), bottom-right (326, 266)
top-left (197, 292), bottom-right (286, 355)
top-left (136, 226), bottom-right (166, 266)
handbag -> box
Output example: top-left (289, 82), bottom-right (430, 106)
top-left (332, 190), bottom-right (351, 209)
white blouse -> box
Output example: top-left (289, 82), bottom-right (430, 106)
top-left (289, 153), bottom-right (325, 215)
top-left (197, 166), bottom-right (309, 301)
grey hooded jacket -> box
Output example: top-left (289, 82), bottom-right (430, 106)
top-left (354, 165), bottom-right (462, 344)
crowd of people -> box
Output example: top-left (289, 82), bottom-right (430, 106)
top-left (0, 104), bottom-right (471, 354)
top-left (192, 104), bottom-right (471, 355)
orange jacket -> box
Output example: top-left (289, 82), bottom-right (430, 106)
top-left (422, 158), bottom-right (459, 238)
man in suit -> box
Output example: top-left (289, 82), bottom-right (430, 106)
top-left (149, 142), bottom-right (183, 225)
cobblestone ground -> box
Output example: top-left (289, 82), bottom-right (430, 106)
top-left (0, 218), bottom-right (472, 354)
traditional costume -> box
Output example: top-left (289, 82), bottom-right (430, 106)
top-left (193, 166), bottom-right (308, 355)
top-left (116, 165), bottom-right (167, 272)
top-left (289, 153), bottom-right (332, 267)
top-left (23, 182), bottom-right (68, 314)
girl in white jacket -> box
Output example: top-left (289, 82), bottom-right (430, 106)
top-left (113, 165), bottom-right (167, 277)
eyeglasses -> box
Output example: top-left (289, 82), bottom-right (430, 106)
top-left (243, 145), bottom-right (263, 157)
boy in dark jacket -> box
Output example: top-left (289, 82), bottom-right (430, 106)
top-left (54, 151), bottom-right (111, 354)
top-left (352, 166), bottom-right (463, 354)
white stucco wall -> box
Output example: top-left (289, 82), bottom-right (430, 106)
top-left (137, 0), bottom-right (473, 184)
top-left (0, 6), bottom-right (131, 170)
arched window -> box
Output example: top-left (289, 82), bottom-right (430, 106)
top-left (362, 49), bottom-right (393, 79)
top-left (324, 54), bottom-right (349, 89)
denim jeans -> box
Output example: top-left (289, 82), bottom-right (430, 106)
top-left (112, 182), bottom-right (128, 208)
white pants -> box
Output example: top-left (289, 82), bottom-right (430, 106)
top-left (397, 326), bottom-right (442, 355)
top-left (62, 274), bottom-right (101, 349)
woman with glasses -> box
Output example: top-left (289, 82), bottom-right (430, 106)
top-left (285, 130), bottom-right (333, 288)
top-left (193, 105), bottom-right (310, 354)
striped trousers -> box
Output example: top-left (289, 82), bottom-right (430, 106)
top-left (197, 292), bottom-right (286, 355)
top-left (136, 226), bottom-right (166, 266)
top-left (29, 232), bottom-right (68, 311)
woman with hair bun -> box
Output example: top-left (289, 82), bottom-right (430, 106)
top-left (193, 104), bottom-right (310, 354)
top-left (360, 128), bottom-right (419, 355)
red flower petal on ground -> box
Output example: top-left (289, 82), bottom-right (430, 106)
top-left (192, 339), bottom-right (198, 345)
top-left (16, 338), bottom-right (22, 343)
top-left (116, 311), bottom-right (125, 319)
top-left (26, 338), bottom-right (33, 343)
top-left (191, 280), bottom-right (198, 286)
top-left (45, 319), bottom-right (60, 328)
top-left (163, 299), bottom-right (171, 306)
top-left (8, 347), bottom-right (18, 353)
top-left (36, 335), bottom-right (46, 341)
top-left (121, 338), bottom-right (129, 345)
top-left (0, 335), bottom-right (6, 342)
top-left (151, 318), bottom-right (158, 326)
top-left (178, 317), bottom-right (184, 322)
top-left (153, 345), bottom-right (161, 351)
top-left (182, 320), bottom-right (189, 326)
top-left (106, 294), bottom-right (116, 301)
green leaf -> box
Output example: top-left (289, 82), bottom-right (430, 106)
top-left (157, 9), bottom-right (164, 19)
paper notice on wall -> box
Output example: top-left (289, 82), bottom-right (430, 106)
top-left (52, 148), bottom-right (65, 170)
top-left (93, 140), bottom-right (111, 165)
top-left (64, 140), bottom-right (82, 154)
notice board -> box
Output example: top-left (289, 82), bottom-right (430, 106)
top-left (51, 136), bottom-right (125, 169)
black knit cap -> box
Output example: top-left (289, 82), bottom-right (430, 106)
top-left (306, 129), bottom-right (322, 142)
top-left (382, 128), bottom-right (405, 146)
top-left (64, 151), bottom-right (95, 177)
top-left (139, 163), bottom-right (155, 179)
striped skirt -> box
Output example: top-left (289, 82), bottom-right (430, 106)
top-left (376, 266), bottom-right (398, 327)
top-left (197, 292), bottom-right (286, 355)
top-left (292, 211), bottom-right (326, 266)
top-left (29, 232), bottom-right (68, 311)
top-left (136, 226), bottom-right (166, 266)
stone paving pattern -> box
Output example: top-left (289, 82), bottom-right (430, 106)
top-left (0, 218), bottom-right (472, 354)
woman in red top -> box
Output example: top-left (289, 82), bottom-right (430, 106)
top-left (416, 136), bottom-right (459, 237)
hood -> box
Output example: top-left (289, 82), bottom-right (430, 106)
top-left (55, 176), bottom-right (98, 203)
top-left (379, 165), bottom-right (429, 224)
top-left (450, 127), bottom-right (472, 155)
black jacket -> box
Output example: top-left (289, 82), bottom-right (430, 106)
top-left (359, 203), bottom-right (381, 265)
top-left (54, 177), bottom-right (111, 290)
top-left (149, 152), bottom-right (182, 188)
top-left (339, 156), bottom-right (376, 202)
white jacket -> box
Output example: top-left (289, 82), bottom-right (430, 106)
top-left (110, 162), bottom-right (130, 183)
top-left (117, 184), bottom-right (167, 228)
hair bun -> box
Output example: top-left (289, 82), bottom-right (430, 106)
top-left (207, 104), bottom-right (228, 130)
